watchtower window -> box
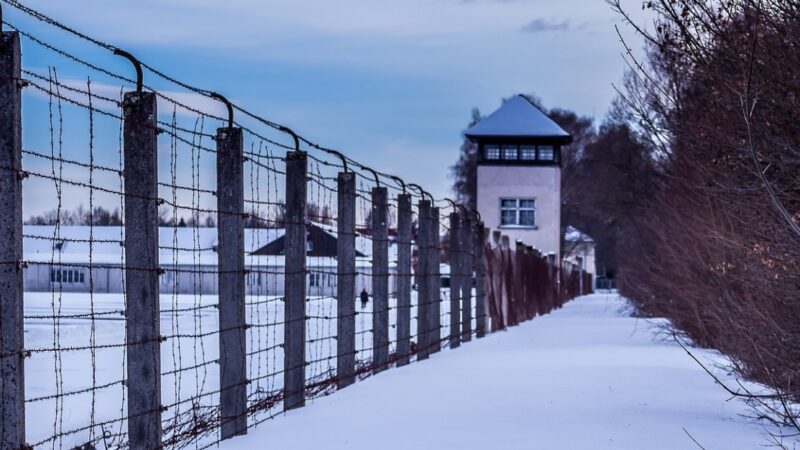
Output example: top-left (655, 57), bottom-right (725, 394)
top-left (538, 145), bottom-right (554, 161)
top-left (500, 198), bottom-right (536, 227)
top-left (520, 145), bottom-right (536, 160)
top-left (502, 145), bottom-right (518, 160)
top-left (484, 145), bottom-right (500, 160)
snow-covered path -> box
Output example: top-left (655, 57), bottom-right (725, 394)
top-left (221, 293), bottom-right (769, 450)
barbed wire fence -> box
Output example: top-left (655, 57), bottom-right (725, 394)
top-left (0, 1), bottom-right (593, 449)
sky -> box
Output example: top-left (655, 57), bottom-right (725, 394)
top-left (5, 0), bottom-right (648, 215)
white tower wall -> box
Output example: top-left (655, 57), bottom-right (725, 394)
top-left (477, 165), bottom-right (561, 260)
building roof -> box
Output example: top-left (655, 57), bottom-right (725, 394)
top-left (22, 225), bottom-right (391, 267)
top-left (251, 223), bottom-right (366, 258)
top-left (565, 226), bottom-right (594, 243)
top-left (465, 95), bottom-right (570, 139)
top-left (23, 225), bottom-right (282, 266)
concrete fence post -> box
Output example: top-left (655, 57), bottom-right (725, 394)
top-left (0, 30), bottom-right (25, 450)
top-left (123, 91), bottom-right (162, 450)
top-left (460, 215), bottom-right (473, 342)
top-left (448, 212), bottom-right (461, 349)
top-left (371, 187), bottom-right (389, 372)
top-left (395, 194), bottom-right (412, 366)
top-left (475, 224), bottom-right (488, 338)
top-left (336, 171), bottom-right (356, 388)
top-left (429, 208), bottom-right (441, 354)
top-left (284, 150), bottom-right (307, 411)
top-left (216, 127), bottom-right (247, 439)
top-left (500, 235), bottom-right (511, 329)
top-left (416, 200), bottom-right (431, 361)
top-left (491, 230), bottom-right (503, 331)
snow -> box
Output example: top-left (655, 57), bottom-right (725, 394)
top-left (465, 95), bottom-right (570, 138)
top-left (218, 293), bottom-right (771, 450)
top-left (24, 290), bottom-right (462, 448)
top-left (23, 225), bottom-right (282, 265)
top-left (564, 225), bottom-right (593, 243)
top-left (22, 225), bottom-right (389, 267)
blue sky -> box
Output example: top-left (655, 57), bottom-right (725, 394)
top-left (6, 0), bottom-right (646, 215)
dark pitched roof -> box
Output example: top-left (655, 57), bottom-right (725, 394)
top-left (465, 95), bottom-right (570, 139)
top-left (250, 223), bottom-right (366, 257)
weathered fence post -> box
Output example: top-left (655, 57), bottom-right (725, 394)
top-left (448, 212), bottom-right (461, 349)
top-left (217, 127), bottom-right (247, 439)
top-left (416, 200), bottom-right (431, 361)
top-left (0, 29), bottom-right (25, 450)
top-left (123, 90), bottom-right (162, 450)
top-left (284, 150), bottom-right (307, 411)
top-left (475, 224), bottom-right (488, 338)
top-left (429, 207), bottom-right (441, 354)
top-left (395, 193), bottom-right (412, 366)
top-left (371, 186), bottom-right (389, 372)
top-left (503, 238), bottom-right (511, 326)
top-left (460, 214), bottom-right (473, 342)
top-left (491, 230), bottom-right (503, 331)
top-left (336, 171), bottom-right (356, 388)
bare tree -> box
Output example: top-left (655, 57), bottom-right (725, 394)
top-left (450, 108), bottom-right (482, 209)
top-left (609, 0), bottom-right (800, 437)
top-left (25, 205), bottom-right (122, 226)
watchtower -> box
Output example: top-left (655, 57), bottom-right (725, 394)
top-left (466, 95), bottom-right (572, 260)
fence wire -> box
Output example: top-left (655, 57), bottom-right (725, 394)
top-left (0, 2), bottom-right (593, 449)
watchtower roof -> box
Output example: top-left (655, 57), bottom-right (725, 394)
top-left (466, 95), bottom-right (570, 139)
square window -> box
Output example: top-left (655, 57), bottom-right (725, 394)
top-left (484, 145), bottom-right (500, 160)
top-left (499, 198), bottom-right (535, 227)
top-left (538, 145), bottom-right (555, 161)
top-left (520, 146), bottom-right (536, 160)
top-left (500, 209), bottom-right (516, 225)
top-left (520, 210), bottom-right (536, 226)
top-left (502, 145), bottom-right (518, 160)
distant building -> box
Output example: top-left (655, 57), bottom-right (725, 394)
top-left (251, 224), bottom-right (366, 258)
top-left (562, 226), bottom-right (596, 286)
top-left (466, 95), bottom-right (572, 261)
top-left (21, 224), bottom-right (388, 296)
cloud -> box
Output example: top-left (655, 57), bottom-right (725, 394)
top-left (10, 0), bottom-right (652, 202)
top-left (521, 18), bottom-right (572, 33)
top-left (460, 0), bottom-right (529, 3)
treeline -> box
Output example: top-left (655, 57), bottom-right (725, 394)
top-left (25, 202), bottom-right (336, 228)
top-left (607, 0), bottom-right (800, 427)
top-left (557, 106), bottom-right (654, 281)
top-left (25, 205), bottom-right (123, 226)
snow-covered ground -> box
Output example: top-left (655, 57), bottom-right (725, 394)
top-left (24, 290), bottom-right (470, 448)
top-left (218, 293), bottom-right (772, 450)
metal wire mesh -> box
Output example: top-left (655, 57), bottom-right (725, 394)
top-left (0, 2), bottom-right (593, 448)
